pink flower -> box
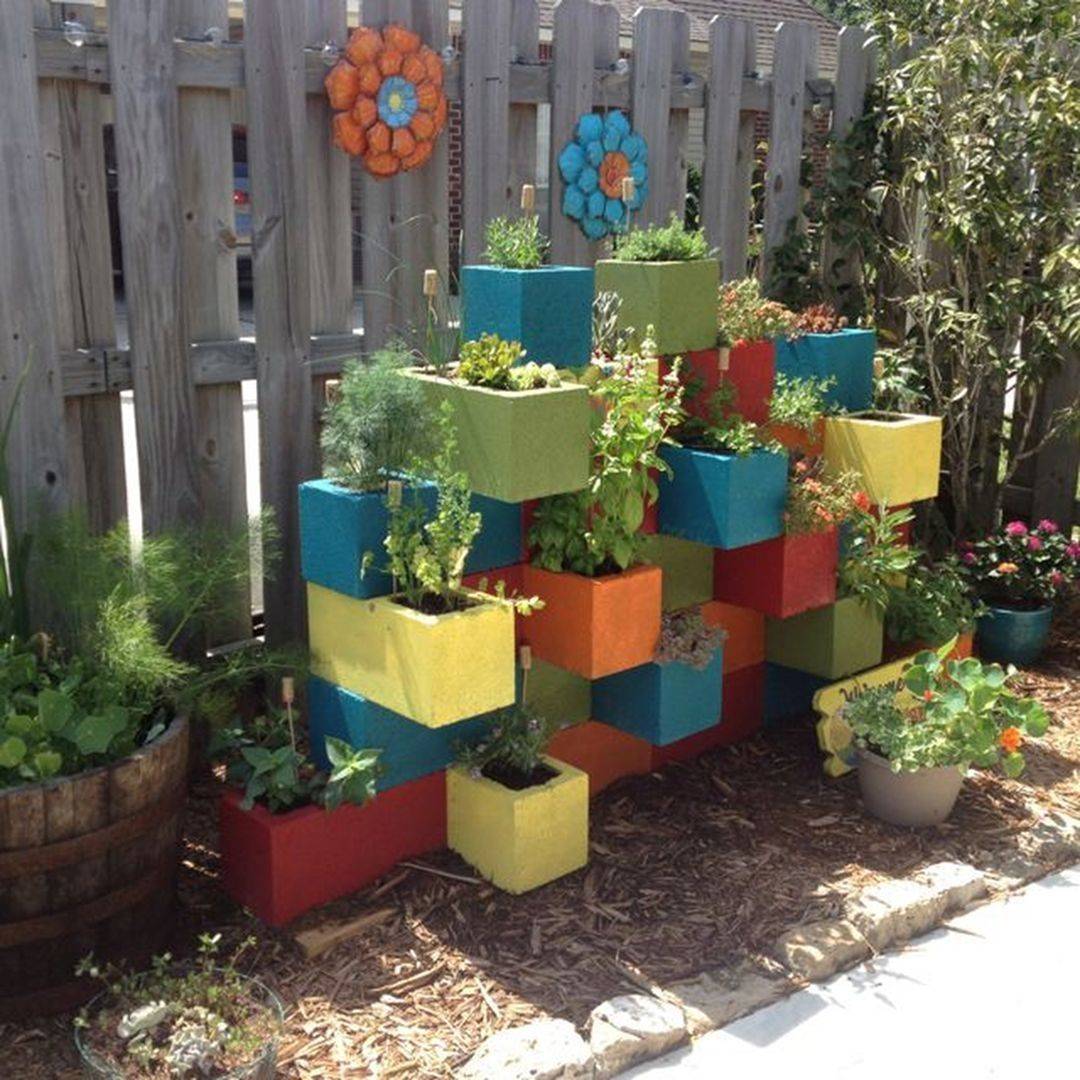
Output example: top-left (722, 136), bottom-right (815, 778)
top-left (961, 551), bottom-right (977, 565)
top-left (1068, 543), bottom-right (1080, 560)
top-left (1050, 571), bottom-right (1065, 587)
top-left (1004, 521), bottom-right (1028, 537)
top-left (1027, 536), bottom-right (1043, 551)
top-left (1037, 519), bottom-right (1059, 535)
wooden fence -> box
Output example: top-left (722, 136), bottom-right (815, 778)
top-left (1, 0), bottom-right (878, 645)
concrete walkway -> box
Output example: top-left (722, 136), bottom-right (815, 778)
top-left (629, 865), bottom-right (1080, 1079)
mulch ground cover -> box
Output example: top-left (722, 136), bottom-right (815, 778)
top-left (5, 603), bottom-right (1078, 1078)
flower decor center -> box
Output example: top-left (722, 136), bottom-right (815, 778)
top-left (598, 151), bottom-right (630, 198)
top-left (379, 76), bottom-right (418, 128)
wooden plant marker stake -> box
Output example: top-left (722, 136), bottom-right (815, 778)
top-left (519, 644), bottom-right (532, 702)
top-left (521, 183), bottom-right (536, 213)
top-left (718, 346), bottom-right (731, 372)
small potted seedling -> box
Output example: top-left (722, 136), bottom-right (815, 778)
top-left (447, 695), bottom-right (588, 894)
top-left (775, 303), bottom-right (877, 412)
top-left (461, 193), bottom-right (594, 367)
top-left (658, 382), bottom-right (788, 550)
top-left (308, 407), bottom-right (526, 727)
top-left (595, 214), bottom-right (719, 355)
top-left (74, 934), bottom-right (283, 1078)
top-left (402, 329), bottom-right (591, 502)
top-left (592, 607), bottom-right (726, 745)
top-left (301, 345), bottom-right (521, 599)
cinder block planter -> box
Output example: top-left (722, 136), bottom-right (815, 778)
top-left (640, 533), bottom-right (714, 612)
top-left (700, 600), bottom-right (765, 674)
top-left (713, 529), bottom-right (839, 619)
top-left (652, 661), bottom-right (764, 766)
top-left (546, 721), bottom-right (653, 797)
top-left (824, 412), bottom-right (942, 506)
top-left (765, 419), bottom-right (824, 457)
top-left (774, 328), bottom-right (876, 411)
top-left (882, 630), bottom-right (974, 663)
top-left (765, 595), bottom-right (884, 679)
top-left (764, 662), bottom-right (830, 723)
top-left (592, 649), bottom-right (724, 746)
top-left (461, 265), bottom-right (594, 368)
top-left (307, 676), bottom-right (489, 789)
top-left (308, 583), bottom-right (516, 727)
top-left (218, 772), bottom-right (446, 926)
top-left (521, 563), bottom-right (662, 679)
top-left (300, 479), bottom-right (522, 600)
top-left (595, 258), bottom-right (720, 355)
top-left (403, 369), bottom-right (591, 503)
top-left (660, 342), bottom-right (774, 426)
top-left (520, 659), bottom-right (591, 728)
top-left (658, 444), bottom-right (787, 549)
top-left (447, 756), bottom-right (589, 893)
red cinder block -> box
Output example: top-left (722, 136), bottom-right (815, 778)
top-left (713, 529), bottom-right (839, 619)
top-left (462, 563), bottom-right (527, 646)
top-left (662, 345), bottom-right (775, 426)
top-left (652, 662), bottom-right (764, 766)
top-left (219, 771), bottom-right (447, 927)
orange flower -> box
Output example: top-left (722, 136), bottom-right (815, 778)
top-left (997, 562), bottom-right (1019, 575)
top-left (853, 491), bottom-right (872, 512)
top-left (922, 689), bottom-right (934, 702)
top-left (1000, 727), bottom-right (1022, 753)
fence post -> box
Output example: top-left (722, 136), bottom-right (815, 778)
top-left (1030, 359), bottom-right (1080, 530)
top-left (245, 0), bottom-right (316, 645)
top-left (0, 3), bottom-right (71, 592)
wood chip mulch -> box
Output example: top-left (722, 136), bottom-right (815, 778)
top-left (5, 603), bottom-right (1078, 1078)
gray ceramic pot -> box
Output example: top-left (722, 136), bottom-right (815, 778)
top-left (856, 748), bottom-right (964, 827)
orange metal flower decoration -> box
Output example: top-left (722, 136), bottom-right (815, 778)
top-left (325, 24), bottom-right (448, 178)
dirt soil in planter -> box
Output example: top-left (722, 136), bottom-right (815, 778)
top-left (5, 601), bottom-right (1078, 1079)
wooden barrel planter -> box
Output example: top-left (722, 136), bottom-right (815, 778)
top-left (0, 716), bottom-right (189, 1018)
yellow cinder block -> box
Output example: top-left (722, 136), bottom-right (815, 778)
top-left (447, 756), bottom-right (589, 893)
top-left (308, 583), bottom-right (516, 728)
top-left (824, 412), bottom-right (942, 506)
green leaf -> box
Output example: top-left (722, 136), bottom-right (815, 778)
top-left (0, 735), bottom-right (27, 769)
top-left (1002, 751), bottom-right (1025, 779)
top-left (32, 750), bottom-right (62, 778)
top-left (38, 688), bottom-right (75, 734)
top-left (69, 707), bottom-right (131, 756)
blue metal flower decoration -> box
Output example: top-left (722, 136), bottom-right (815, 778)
top-left (377, 75), bottom-right (419, 129)
top-left (558, 110), bottom-right (648, 240)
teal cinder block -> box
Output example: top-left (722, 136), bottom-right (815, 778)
top-left (764, 662), bottom-right (829, 725)
top-left (592, 651), bottom-right (723, 746)
top-left (773, 328), bottom-right (876, 411)
top-left (462, 265), bottom-right (594, 368)
top-left (299, 479), bottom-right (522, 600)
top-left (308, 676), bottom-right (489, 789)
top-left (658, 445), bottom-right (787, 549)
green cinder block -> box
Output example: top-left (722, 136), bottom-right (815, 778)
top-left (402, 370), bottom-right (591, 503)
top-left (641, 534), bottom-right (714, 612)
top-left (521, 660), bottom-right (591, 727)
top-left (595, 258), bottom-right (719, 355)
top-left (765, 596), bottom-right (884, 680)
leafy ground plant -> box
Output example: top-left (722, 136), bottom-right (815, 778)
top-left (768, 373), bottom-right (838, 434)
top-left (482, 215), bottom-right (549, 269)
top-left (455, 704), bottom-right (555, 790)
top-left (654, 607), bottom-right (726, 669)
top-left (75, 933), bottom-right (281, 1079)
top-left (456, 333), bottom-right (560, 391)
top-left (885, 556), bottom-right (985, 646)
top-left (613, 213), bottom-right (710, 262)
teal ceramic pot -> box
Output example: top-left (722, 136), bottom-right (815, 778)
top-left (975, 604), bottom-right (1053, 666)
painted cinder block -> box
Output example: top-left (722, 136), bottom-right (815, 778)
top-left (461, 265), bottom-right (594, 368)
top-left (595, 258), bottom-right (720, 355)
top-left (218, 772), bottom-right (446, 926)
top-left (640, 533), bottom-right (714, 612)
top-left (308, 583), bottom-right (516, 727)
top-left (713, 529), bottom-right (839, 619)
top-left (592, 649), bottom-right (723, 746)
top-left (658, 444), bottom-right (787, 549)
top-left (700, 600), bottom-right (765, 674)
top-left (403, 370), bottom-right (591, 503)
top-left (521, 563), bottom-right (662, 679)
top-left (823, 412), bottom-right (942, 506)
top-left (307, 676), bottom-right (489, 789)
top-left (652, 661), bottom-right (764, 766)
top-left (547, 720), bottom-right (654, 797)
top-left (520, 659), bottom-right (592, 727)
top-left (765, 662), bottom-right (830, 724)
top-left (774, 328), bottom-right (877, 411)
top-left (765, 595), bottom-right (884, 680)
top-left (447, 756), bottom-right (589, 893)
top-left (299, 479), bottom-right (523, 600)
top-left (660, 342), bottom-right (775, 427)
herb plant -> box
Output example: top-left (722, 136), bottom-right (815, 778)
top-left (717, 278), bottom-right (797, 347)
top-left (654, 608), bottom-right (726, 669)
top-left (959, 519), bottom-right (1077, 608)
top-left (455, 704), bottom-right (554, 788)
top-left (838, 503), bottom-right (919, 614)
top-left (676, 383), bottom-right (763, 457)
top-left (768, 373), bottom-right (838, 434)
top-left (592, 290), bottom-right (635, 360)
top-left (482, 215), bottom-right (549, 269)
top-left (613, 213), bottom-right (710, 262)
top-left (320, 346), bottom-right (435, 493)
top-left (885, 557), bottom-right (985, 646)
top-left (785, 457), bottom-right (865, 536)
top-left (842, 647), bottom-right (1050, 776)
top-left (457, 333), bottom-right (560, 391)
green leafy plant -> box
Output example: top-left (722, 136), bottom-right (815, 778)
top-left (482, 215), bottom-right (549, 269)
top-left (768, 373), bottom-right (838, 434)
top-left (676, 382), bottom-right (764, 457)
top-left (842, 646), bottom-right (1050, 776)
top-left (529, 335), bottom-right (685, 576)
top-left (456, 333), bottom-right (561, 391)
top-left (654, 608), bottom-right (726, 669)
top-left (885, 556), bottom-right (985, 646)
top-left (960, 519), bottom-right (1078, 608)
top-left (455, 703), bottom-right (554, 787)
top-left (592, 290), bottom-right (635, 360)
top-left (613, 213), bottom-right (710, 262)
top-left (872, 347), bottom-right (927, 413)
top-left (320, 346), bottom-right (435, 492)
top-left (838, 502), bottom-right (918, 614)
top-left (717, 278), bottom-right (798, 347)
top-left (75, 933), bottom-right (279, 1078)
top-left (784, 457), bottom-right (865, 536)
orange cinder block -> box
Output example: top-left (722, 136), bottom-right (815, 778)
top-left (701, 600), bottom-right (765, 674)
top-left (547, 720), bottom-right (654, 797)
